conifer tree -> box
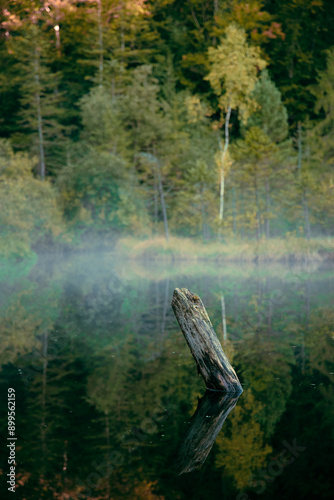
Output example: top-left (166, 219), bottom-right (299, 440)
top-left (171, 94), bottom-right (218, 239)
top-left (119, 65), bottom-right (176, 239)
top-left (6, 24), bottom-right (68, 177)
top-left (244, 69), bottom-right (289, 144)
top-left (76, 0), bottom-right (157, 86)
top-left (240, 70), bottom-right (290, 238)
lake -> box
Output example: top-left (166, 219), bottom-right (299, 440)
top-left (0, 254), bottom-right (333, 499)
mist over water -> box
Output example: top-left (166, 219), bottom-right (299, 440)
top-left (0, 253), bottom-right (333, 499)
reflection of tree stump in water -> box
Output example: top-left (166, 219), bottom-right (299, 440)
top-left (176, 391), bottom-right (240, 474)
top-left (171, 288), bottom-right (242, 393)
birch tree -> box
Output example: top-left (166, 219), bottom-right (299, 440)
top-left (206, 24), bottom-right (266, 234)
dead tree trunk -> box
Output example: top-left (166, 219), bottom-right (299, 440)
top-left (171, 288), bottom-right (242, 393)
top-left (176, 390), bottom-right (240, 474)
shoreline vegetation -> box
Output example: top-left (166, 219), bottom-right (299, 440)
top-left (115, 236), bottom-right (334, 263)
top-left (2, 234), bottom-right (334, 267)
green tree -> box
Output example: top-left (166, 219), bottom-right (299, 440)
top-left (243, 69), bottom-right (289, 143)
top-left (119, 65), bottom-right (177, 240)
top-left (305, 49), bottom-right (334, 235)
top-left (233, 127), bottom-right (276, 239)
top-left (76, 0), bottom-right (157, 86)
top-left (266, 0), bottom-right (334, 123)
top-left (0, 140), bottom-right (63, 258)
top-left (170, 94), bottom-right (218, 239)
top-left (3, 7), bottom-right (70, 177)
top-left (57, 147), bottom-right (148, 236)
top-left (79, 85), bottom-right (130, 157)
top-left (238, 70), bottom-right (291, 238)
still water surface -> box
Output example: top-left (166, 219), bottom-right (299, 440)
top-left (0, 254), bottom-right (333, 499)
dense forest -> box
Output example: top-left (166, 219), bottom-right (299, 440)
top-left (1, 0), bottom-right (334, 257)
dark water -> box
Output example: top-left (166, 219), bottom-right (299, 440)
top-left (0, 254), bottom-right (333, 499)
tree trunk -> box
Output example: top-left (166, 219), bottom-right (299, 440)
top-left (212, 0), bottom-right (219, 45)
top-left (157, 166), bottom-right (169, 242)
top-left (265, 176), bottom-right (270, 239)
top-left (233, 284), bottom-right (238, 325)
top-left (41, 330), bottom-right (48, 461)
top-left (232, 185), bottom-right (237, 235)
top-left (201, 200), bottom-right (205, 241)
top-left (120, 2), bottom-right (125, 54)
top-left (171, 288), bottom-right (242, 393)
top-left (54, 6), bottom-right (61, 58)
top-left (155, 280), bottom-right (160, 344)
top-left (112, 74), bottom-right (116, 102)
top-left (254, 174), bottom-right (261, 241)
top-left (302, 279), bottom-right (311, 374)
top-left (240, 186), bottom-right (245, 239)
top-left (176, 390), bottom-right (240, 474)
top-left (303, 194), bottom-right (311, 240)
top-left (217, 104), bottom-right (231, 238)
top-left (221, 294), bottom-right (227, 342)
top-left (298, 122), bottom-right (311, 240)
top-left (154, 172), bottom-right (158, 230)
top-left (161, 277), bottom-right (170, 350)
top-left (97, 0), bottom-right (104, 85)
top-left (200, 184), bottom-right (206, 241)
top-left (34, 49), bottom-right (46, 180)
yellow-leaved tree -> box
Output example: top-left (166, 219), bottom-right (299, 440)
top-left (206, 24), bottom-right (266, 234)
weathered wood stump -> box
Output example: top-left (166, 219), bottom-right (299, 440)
top-left (176, 390), bottom-right (240, 474)
top-left (171, 288), bottom-right (242, 393)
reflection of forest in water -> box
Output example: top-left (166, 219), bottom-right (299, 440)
top-left (0, 255), bottom-right (333, 499)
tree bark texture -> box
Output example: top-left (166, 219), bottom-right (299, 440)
top-left (171, 288), bottom-right (242, 393)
